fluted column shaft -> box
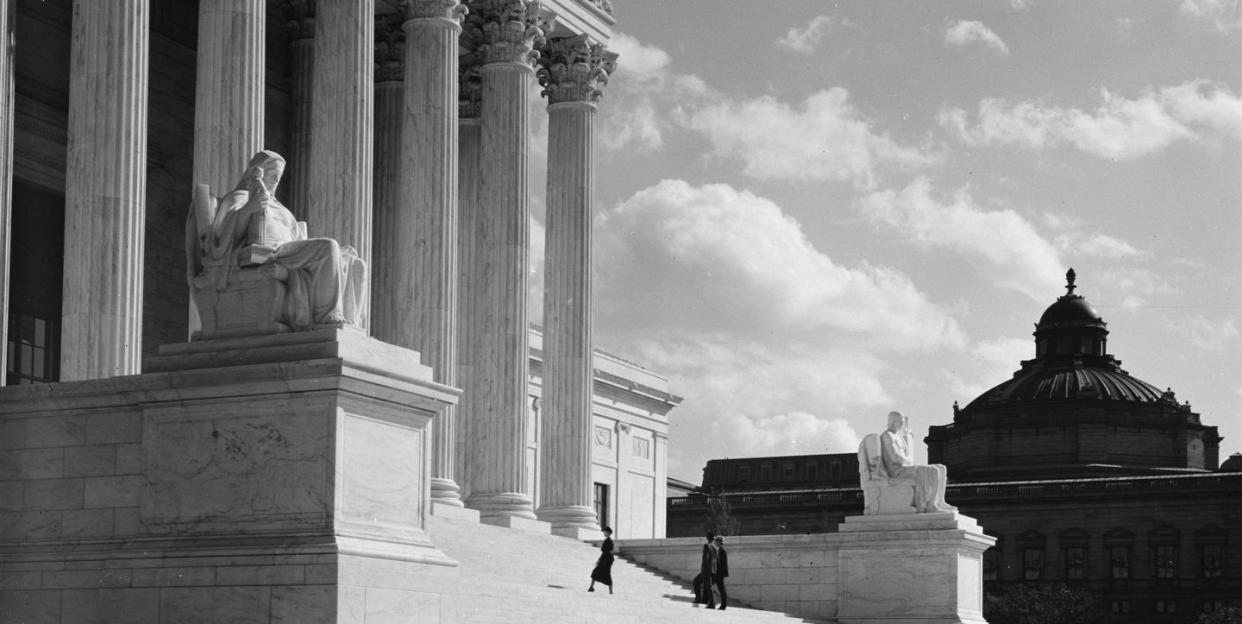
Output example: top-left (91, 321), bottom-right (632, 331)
top-left (308, 0), bottom-right (374, 326)
top-left (61, 0), bottom-right (149, 380)
top-left (393, 2), bottom-right (465, 507)
top-left (0, 0), bottom-right (13, 384)
top-left (456, 115), bottom-right (481, 500)
top-left (465, 58), bottom-right (537, 521)
top-left (193, 0), bottom-right (264, 196)
top-left (534, 35), bottom-right (616, 534)
top-left (537, 100), bottom-right (598, 532)
top-left (372, 28), bottom-right (404, 346)
top-left (285, 3), bottom-right (314, 218)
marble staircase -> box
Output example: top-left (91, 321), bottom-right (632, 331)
top-left (427, 516), bottom-right (832, 624)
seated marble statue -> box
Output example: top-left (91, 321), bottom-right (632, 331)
top-left (186, 150), bottom-right (367, 339)
top-left (858, 411), bottom-right (956, 515)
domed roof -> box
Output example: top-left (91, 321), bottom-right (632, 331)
top-left (1037, 268), bottom-right (1106, 331)
top-left (1221, 453), bottom-right (1242, 473)
top-left (963, 362), bottom-right (1169, 409)
top-left (961, 268), bottom-right (1181, 412)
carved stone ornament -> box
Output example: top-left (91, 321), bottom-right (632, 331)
top-left (185, 151), bottom-right (369, 341)
top-left (281, 0), bottom-right (315, 41)
top-left (375, 13), bottom-right (406, 83)
top-left (537, 34), bottom-right (617, 105)
top-left (458, 52), bottom-right (483, 119)
top-left (404, 0), bottom-right (469, 21)
top-left (462, 0), bottom-right (549, 66)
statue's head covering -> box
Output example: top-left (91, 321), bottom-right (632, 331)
top-left (244, 150), bottom-right (286, 192)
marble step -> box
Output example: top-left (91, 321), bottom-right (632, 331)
top-left (427, 516), bottom-right (832, 624)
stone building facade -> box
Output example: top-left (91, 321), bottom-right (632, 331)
top-left (0, 0), bottom-right (674, 541)
top-left (668, 271), bottom-right (1242, 623)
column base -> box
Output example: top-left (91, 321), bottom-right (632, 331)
top-left (465, 492), bottom-right (538, 524)
top-left (431, 477), bottom-right (465, 507)
top-left (536, 504), bottom-right (600, 536)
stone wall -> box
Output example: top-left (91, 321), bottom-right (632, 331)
top-left (619, 534), bottom-right (842, 620)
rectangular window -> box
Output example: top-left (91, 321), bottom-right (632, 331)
top-left (1155, 599), bottom-right (1177, 614)
top-left (983, 548), bottom-right (999, 582)
top-left (593, 483), bottom-right (609, 530)
top-left (805, 464), bottom-right (817, 480)
top-left (737, 465), bottom-right (751, 481)
top-left (782, 463), bottom-right (795, 480)
top-left (1202, 544), bottom-right (1224, 579)
top-left (1064, 546), bottom-right (1086, 580)
top-left (1155, 544), bottom-right (1177, 579)
top-left (1109, 546), bottom-right (1131, 580)
top-left (6, 313), bottom-right (58, 385)
top-left (1022, 548), bottom-right (1043, 581)
top-left (1111, 601), bottom-right (1130, 615)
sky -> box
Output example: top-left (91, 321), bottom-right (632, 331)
top-left (530, 0), bottom-right (1242, 484)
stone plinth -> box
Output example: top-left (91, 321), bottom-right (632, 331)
top-left (0, 329), bottom-right (461, 623)
top-left (836, 512), bottom-right (993, 624)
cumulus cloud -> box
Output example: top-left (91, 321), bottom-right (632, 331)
top-left (683, 88), bottom-right (937, 188)
top-left (776, 15), bottom-right (849, 54)
top-left (1180, 0), bottom-right (1242, 31)
top-left (943, 337), bottom-right (1031, 405)
top-left (597, 33), bottom-right (711, 154)
top-left (593, 180), bottom-right (967, 476)
top-left (944, 20), bottom-right (1010, 56)
top-left (940, 81), bottom-right (1242, 159)
top-left (857, 178), bottom-right (1063, 299)
top-left (1054, 232), bottom-right (1141, 259)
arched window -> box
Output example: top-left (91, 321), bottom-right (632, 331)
top-left (1104, 527), bottom-right (1134, 580)
top-left (1150, 525), bottom-right (1180, 580)
top-left (1018, 530), bottom-right (1046, 581)
top-left (1060, 529), bottom-right (1090, 581)
top-left (1195, 525), bottom-right (1227, 579)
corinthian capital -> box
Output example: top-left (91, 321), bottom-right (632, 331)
top-left (405, 0), bottom-right (469, 21)
top-left (281, 0), bottom-right (315, 41)
top-left (375, 13), bottom-right (406, 82)
top-left (459, 52), bottom-right (484, 119)
top-left (463, 0), bottom-right (550, 67)
top-left (536, 34), bottom-right (617, 105)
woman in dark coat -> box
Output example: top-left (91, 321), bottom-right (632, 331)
top-left (588, 526), bottom-right (614, 594)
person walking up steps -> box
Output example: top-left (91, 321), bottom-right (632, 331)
top-left (712, 535), bottom-right (729, 610)
top-left (692, 531), bottom-right (717, 608)
top-left (588, 526), bottom-right (614, 594)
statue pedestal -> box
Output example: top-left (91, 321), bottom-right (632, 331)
top-left (0, 329), bottom-right (462, 623)
top-left (836, 512), bottom-right (994, 624)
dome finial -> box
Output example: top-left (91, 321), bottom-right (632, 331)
top-left (1065, 268), bottom-right (1077, 296)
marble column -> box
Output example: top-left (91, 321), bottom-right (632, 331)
top-left (61, 0), bottom-right (149, 381)
top-left (308, 0), bottom-right (374, 328)
top-left (390, 0), bottom-right (467, 507)
top-left (455, 60), bottom-right (482, 500)
top-left (0, 0), bottom-right (12, 383)
top-left (283, 0), bottom-right (314, 219)
top-left (190, 0), bottom-right (264, 337)
top-left (372, 14), bottom-right (404, 348)
top-left (534, 35), bottom-right (616, 536)
top-left (461, 0), bottom-right (546, 524)
top-left (193, 0), bottom-right (264, 197)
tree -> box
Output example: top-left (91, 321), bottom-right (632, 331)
top-left (702, 492), bottom-right (740, 536)
top-left (1196, 603), bottom-right (1242, 624)
top-left (984, 584), bottom-right (1102, 624)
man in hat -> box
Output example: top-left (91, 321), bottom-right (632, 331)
top-left (711, 535), bottom-right (729, 610)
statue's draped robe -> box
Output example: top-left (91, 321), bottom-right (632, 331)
top-left (209, 188), bottom-right (365, 328)
top-left (880, 429), bottom-right (951, 513)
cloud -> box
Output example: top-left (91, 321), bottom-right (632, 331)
top-left (941, 81), bottom-right (1242, 159)
top-left (1096, 267), bottom-right (1177, 310)
top-left (1180, 0), bottom-right (1242, 31)
top-left (944, 20), bottom-right (1010, 56)
top-left (596, 179), bottom-right (965, 350)
top-left (528, 216), bottom-right (545, 324)
top-left (683, 88), bottom-right (937, 188)
top-left (1054, 232), bottom-right (1141, 259)
top-left (593, 180), bottom-right (968, 477)
top-left (776, 15), bottom-right (849, 54)
top-left (598, 33), bottom-right (711, 154)
top-left (1168, 315), bottom-right (1241, 351)
top-left (1010, 0), bottom-right (1033, 9)
top-left (857, 178), bottom-right (1064, 299)
top-left (944, 337), bottom-right (1031, 404)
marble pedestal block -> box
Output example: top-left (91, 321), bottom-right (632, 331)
top-left (836, 513), bottom-right (994, 624)
top-left (0, 329), bottom-right (462, 624)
